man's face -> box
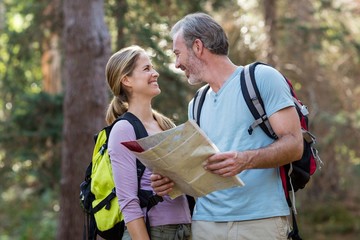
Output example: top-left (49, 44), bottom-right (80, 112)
top-left (172, 31), bottom-right (203, 85)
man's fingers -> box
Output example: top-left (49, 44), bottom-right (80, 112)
top-left (203, 157), bottom-right (227, 171)
top-left (203, 151), bottom-right (240, 177)
top-left (208, 152), bottom-right (236, 161)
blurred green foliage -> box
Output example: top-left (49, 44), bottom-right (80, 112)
top-left (0, 93), bottom-right (62, 239)
top-left (299, 202), bottom-right (360, 239)
top-left (0, 0), bottom-right (359, 239)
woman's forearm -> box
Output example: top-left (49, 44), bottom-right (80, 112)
top-left (126, 217), bottom-right (150, 240)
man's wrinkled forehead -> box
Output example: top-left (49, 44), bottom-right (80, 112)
top-left (172, 30), bottom-right (185, 52)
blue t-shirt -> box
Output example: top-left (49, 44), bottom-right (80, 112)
top-left (188, 64), bottom-right (294, 221)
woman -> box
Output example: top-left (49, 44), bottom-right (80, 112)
top-left (105, 45), bottom-right (191, 240)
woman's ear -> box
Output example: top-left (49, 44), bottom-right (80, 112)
top-left (121, 76), bottom-right (132, 87)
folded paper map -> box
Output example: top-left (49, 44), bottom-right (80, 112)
top-left (121, 119), bottom-right (244, 199)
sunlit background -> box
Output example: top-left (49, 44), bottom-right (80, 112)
top-left (0, 0), bottom-right (359, 239)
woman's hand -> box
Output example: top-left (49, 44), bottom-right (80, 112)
top-left (150, 173), bottom-right (174, 196)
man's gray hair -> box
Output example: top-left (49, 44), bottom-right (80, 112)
top-left (171, 12), bottom-right (229, 55)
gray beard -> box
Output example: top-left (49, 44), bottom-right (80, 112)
top-left (188, 77), bottom-right (203, 85)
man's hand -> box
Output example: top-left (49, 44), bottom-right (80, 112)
top-left (204, 107), bottom-right (303, 176)
top-left (203, 151), bottom-right (247, 177)
top-left (150, 173), bottom-right (174, 196)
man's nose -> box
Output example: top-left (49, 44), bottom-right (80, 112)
top-left (175, 58), bottom-right (181, 69)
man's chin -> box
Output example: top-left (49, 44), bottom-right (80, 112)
top-left (187, 78), bottom-right (203, 85)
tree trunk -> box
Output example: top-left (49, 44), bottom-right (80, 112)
top-left (58, 0), bottom-right (111, 239)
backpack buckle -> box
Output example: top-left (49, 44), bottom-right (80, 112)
top-left (300, 105), bottom-right (309, 116)
top-left (302, 129), bottom-right (315, 144)
top-left (248, 115), bottom-right (268, 135)
top-left (100, 144), bottom-right (106, 155)
top-left (105, 201), bottom-right (111, 210)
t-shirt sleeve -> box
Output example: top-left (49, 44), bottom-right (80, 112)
top-left (108, 120), bottom-right (144, 224)
top-left (254, 64), bottom-right (294, 117)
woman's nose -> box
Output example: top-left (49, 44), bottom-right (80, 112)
top-left (152, 69), bottom-right (159, 77)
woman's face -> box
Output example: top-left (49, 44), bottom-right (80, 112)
top-left (125, 52), bottom-right (161, 99)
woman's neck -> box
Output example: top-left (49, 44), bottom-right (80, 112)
top-left (128, 105), bottom-right (163, 135)
top-left (128, 105), bottom-right (153, 122)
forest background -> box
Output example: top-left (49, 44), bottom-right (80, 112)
top-left (0, 0), bottom-right (359, 239)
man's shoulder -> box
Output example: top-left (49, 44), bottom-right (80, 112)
top-left (254, 63), bottom-right (280, 75)
top-left (253, 63), bottom-right (286, 85)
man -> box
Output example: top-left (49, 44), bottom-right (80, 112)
top-left (151, 12), bottom-right (303, 239)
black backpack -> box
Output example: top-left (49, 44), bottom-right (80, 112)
top-left (192, 61), bottom-right (323, 240)
top-left (79, 112), bottom-right (163, 240)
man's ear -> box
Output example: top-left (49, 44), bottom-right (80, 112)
top-left (192, 39), bottom-right (204, 57)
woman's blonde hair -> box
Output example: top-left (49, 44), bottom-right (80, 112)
top-left (105, 45), bottom-right (175, 130)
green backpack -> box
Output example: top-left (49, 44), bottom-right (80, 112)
top-left (80, 112), bottom-right (163, 240)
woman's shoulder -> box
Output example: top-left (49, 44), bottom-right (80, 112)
top-left (109, 119), bottom-right (136, 143)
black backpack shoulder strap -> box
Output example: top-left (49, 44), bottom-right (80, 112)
top-left (104, 112), bottom-right (149, 189)
top-left (192, 84), bottom-right (210, 126)
top-left (121, 112), bottom-right (164, 237)
top-left (121, 112), bottom-right (148, 139)
top-left (119, 112), bottom-right (149, 185)
top-left (240, 61), bottom-right (278, 139)
top-left (106, 111), bottom-right (148, 138)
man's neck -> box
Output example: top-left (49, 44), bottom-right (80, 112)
top-left (205, 56), bottom-right (238, 92)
